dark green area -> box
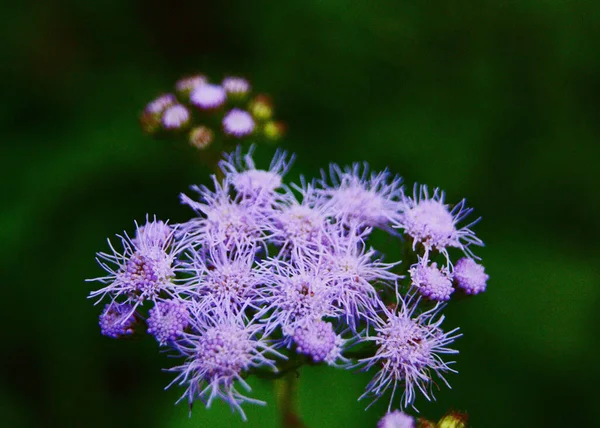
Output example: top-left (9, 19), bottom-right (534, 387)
top-left (2, 1), bottom-right (599, 427)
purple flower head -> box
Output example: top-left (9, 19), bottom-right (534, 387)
top-left (147, 299), bottom-right (190, 345)
top-left (266, 180), bottom-right (330, 252)
top-left (176, 75), bottom-right (207, 93)
top-left (223, 109), bottom-right (255, 137)
top-left (409, 260), bottom-right (454, 302)
top-left (162, 104), bottom-right (190, 129)
top-left (145, 93), bottom-right (176, 115)
top-left (88, 219), bottom-right (184, 305)
top-left (180, 176), bottom-right (268, 249)
top-left (259, 252), bottom-right (338, 334)
top-left (394, 185), bottom-right (483, 261)
top-left (133, 218), bottom-right (173, 248)
top-left (99, 302), bottom-right (137, 338)
top-left (223, 77), bottom-right (250, 96)
top-left (291, 319), bottom-right (347, 366)
top-left (183, 243), bottom-right (263, 309)
top-left (190, 83), bottom-right (226, 109)
top-left (453, 257), bottom-right (489, 295)
top-left (318, 163), bottom-right (404, 229)
top-left (359, 294), bottom-right (460, 410)
top-left (319, 222), bottom-right (399, 326)
top-left (219, 146), bottom-right (293, 203)
top-left (167, 304), bottom-right (284, 421)
top-left (377, 410), bottom-right (415, 428)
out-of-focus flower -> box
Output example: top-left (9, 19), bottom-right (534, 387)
top-left (453, 258), bottom-right (488, 295)
top-left (188, 126), bottom-right (214, 150)
top-left (377, 410), bottom-right (415, 428)
top-left (223, 109), bottom-right (255, 137)
top-left (162, 104), bottom-right (190, 130)
top-left (190, 83), bottom-right (226, 109)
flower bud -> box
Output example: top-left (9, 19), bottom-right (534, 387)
top-left (249, 94), bottom-right (273, 120)
top-left (175, 74), bottom-right (207, 98)
top-left (437, 411), bottom-right (469, 428)
top-left (189, 126), bottom-right (214, 150)
top-left (263, 121), bottom-right (285, 140)
top-left (162, 104), bottom-right (190, 130)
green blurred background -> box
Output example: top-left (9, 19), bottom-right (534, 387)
top-left (2, 1), bottom-right (599, 427)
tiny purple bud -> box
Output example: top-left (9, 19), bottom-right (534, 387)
top-left (145, 93), bottom-right (176, 115)
top-left (190, 83), bottom-right (226, 109)
top-left (147, 299), bottom-right (190, 345)
top-left (454, 257), bottom-right (488, 295)
top-left (99, 303), bottom-right (136, 338)
top-left (176, 74), bottom-right (207, 94)
top-left (378, 410), bottom-right (415, 428)
top-left (410, 261), bottom-right (454, 302)
top-left (223, 109), bottom-right (255, 137)
top-left (292, 319), bottom-right (338, 363)
top-left (162, 104), bottom-right (190, 129)
top-left (223, 76), bottom-right (251, 96)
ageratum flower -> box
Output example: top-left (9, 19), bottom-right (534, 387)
top-left (319, 221), bottom-right (398, 328)
top-left (359, 293), bottom-right (460, 410)
top-left (409, 260), bottom-right (454, 302)
top-left (167, 302), bottom-right (284, 421)
top-left (258, 250), bottom-right (339, 334)
top-left (222, 77), bottom-right (251, 96)
top-left (88, 219), bottom-right (184, 306)
top-left (266, 180), bottom-right (330, 253)
top-left (453, 257), bottom-right (489, 295)
top-left (190, 83), bottom-right (226, 109)
top-left (147, 299), bottom-right (190, 345)
top-left (219, 145), bottom-right (293, 204)
top-left (317, 163), bottom-right (403, 229)
top-left (291, 318), bottom-right (347, 366)
top-left (223, 109), bottom-right (255, 137)
top-left (180, 176), bottom-right (269, 249)
top-left (99, 302), bottom-right (137, 338)
top-left (394, 185), bottom-right (483, 262)
top-left (377, 410), bottom-right (415, 428)
top-left (161, 104), bottom-right (190, 129)
top-left (182, 242), bottom-right (264, 310)
top-left (145, 93), bottom-right (176, 115)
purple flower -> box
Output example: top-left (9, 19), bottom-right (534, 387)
top-left (259, 252), bottom-right (338, 334)
top-left (453, 257), bottom-right (488, 295)
top-left (223, 109), bottom-right (255, 137)
top-left (219, 145), bottom-right (293, 203)
top-left (190, 83), bottom-right (226, 109)
top-left (409, 260), bottom-right (454, 302)
top-left (291, 319), bottom-right (346, 366)
top-left (222, 77), bottom-right (250, 95)
top-left (145, 93), bottom-right (176, 115)
top-left (377, 410), bottom-right (415, 428)
top-left (147, 299), bottom-right (190, 345)
top-left (161, 104), bottom-right (190, 129)
top-left (132, 218), bottom-right (173, 248)
top-left (318, 163), bottom-right (404, 229)
top-left (359, 294), bottom-right (460, 410)
top-left (176, 75), bottom-right (207, 93)
top-left (99, 302), bottom-right (137, 338)
top-left (266, 181), bottom-right (329, 252)
top-left (88, 219), bottom-right (183, 305)
top-left (167, 304), bottom-right (283, 421)
top-left (180, 176), bottom-right (268, 248)
top-left (394, 185), bottom-right (483, 261)
top-left (182, 243), bottom-right (263, 309)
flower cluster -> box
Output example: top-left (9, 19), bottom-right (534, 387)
top-left (139, 74), bottom-right (285, 151)
top-left (88, 146), bottom-right (489, 421)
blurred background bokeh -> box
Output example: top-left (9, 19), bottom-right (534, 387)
top-left (2, 1), bottom-right (600, 427)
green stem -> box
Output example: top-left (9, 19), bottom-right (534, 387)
top-left (275, 369), bottom-right (306, 428)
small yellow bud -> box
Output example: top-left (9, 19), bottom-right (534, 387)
top-left (189, 126), bottom-right (214, 150)
top-left (437, 411), bottom-right (469, 428)
top-left (249, 95), bottom-right (273, 120)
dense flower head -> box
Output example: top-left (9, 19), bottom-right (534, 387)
top-left (395, 185), bottom-right (483, 261)
top-left (453, 257), bottom-right (488, 295)
top-left (318, 163), bottom-right (404, 229)
top-left (145, 93), bottom-right (176, 114)
top-left (378, 410), bottom-right (416, 428)
top-left (190, 83), bottom-right (226, 109)
top-left (176, 75), bottom-right (207, 93)
top-left (168, 305), bottom-right (283, 421)
top-left (223, 109), bottom-right (255, 137)
top-left (162, 104), bottom-right (190, 129)
top-left (147, 299), bottom-right (190, 345)
top-left (88, 145), bottom-right (487, 421)
top-left (292, 319), bottom-right (345, 365)
top-left (222, 76), bottom-right (250, 95)
top-left (410, 261), bottom-right (454, 302)
top-left (99, 302), bottom-right (137, 338)
top-left (359, 295), bottom-right (460, 410)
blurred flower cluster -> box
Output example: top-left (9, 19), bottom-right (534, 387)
top-left (140, 74), bottom-right (285, 151)
top-left (88, 146), bottom-right (488, 423)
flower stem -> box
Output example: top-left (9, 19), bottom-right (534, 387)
top-left (275, 368), bottom-right (306, 428)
